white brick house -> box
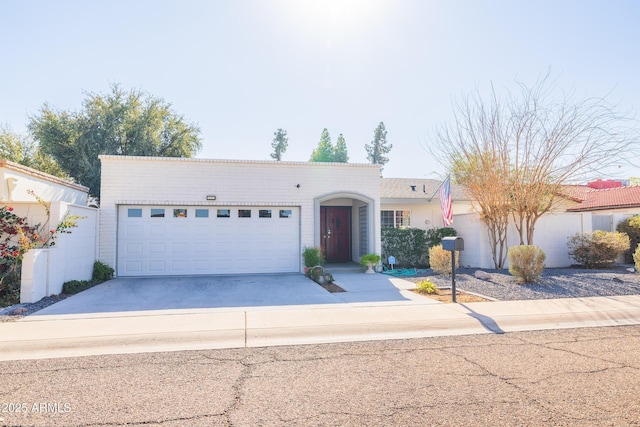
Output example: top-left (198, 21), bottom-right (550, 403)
top-left (99, 156), bottom-right (381, 276)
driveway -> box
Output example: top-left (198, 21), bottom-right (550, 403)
top-left (32, 272), bottom-right (433, 316)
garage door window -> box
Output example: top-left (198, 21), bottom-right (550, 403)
top-left (259, 209), bottom-right (272, 218)
top-left (151, 209), bottom-right (165, 218)
top-left (238, 209), bottom-right (251, 218)
top-left (217, 209), bottom-right (230, 218)
top-left (173, 209), bottom-right (187, 218)
top-left (279, 209), bottom-right (292, 218)
top-left (128, 208), bottom-right (142, 218)
top-left (195, 209), bottom-right (209, 218)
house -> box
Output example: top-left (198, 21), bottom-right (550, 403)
top-left (99, 156), bottom-right (381, 277)
top-left (0, 160), bottom-right (98, 302)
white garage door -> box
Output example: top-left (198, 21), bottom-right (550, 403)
top-left (117, 206), bottom-right (300, 276)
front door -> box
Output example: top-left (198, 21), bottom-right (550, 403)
top-left (320, 207), bottom-right (351, 262)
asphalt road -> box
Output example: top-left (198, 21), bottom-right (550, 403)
top-left (1, 325), bottom-right (640, 427)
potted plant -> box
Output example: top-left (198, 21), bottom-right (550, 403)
top-left (303, 246), bottom-right (324, 274)
top-left (360, 253), bottom-right (381, 274)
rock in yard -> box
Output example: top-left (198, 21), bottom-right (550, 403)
top-left (474, 270), bottom-right (492, 280)
top-left (11, 307), bottom-right (27, 315)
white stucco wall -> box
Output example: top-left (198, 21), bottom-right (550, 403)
top-left (453, 211), bottom-right (589, 269)
top-left (99, 156), bottom-right (381, 272)
top-left (0, 161), bottom-right (88, 205)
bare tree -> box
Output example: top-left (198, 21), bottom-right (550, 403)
top-left (433, 74), bottom-right (638, 268)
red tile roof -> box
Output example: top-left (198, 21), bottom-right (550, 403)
top-left (566, 186), bottom-right (640, 212)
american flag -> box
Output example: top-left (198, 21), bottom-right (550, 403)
top-left (439, 176), bottom-right (453, 226)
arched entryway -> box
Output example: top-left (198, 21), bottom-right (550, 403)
top-left (314, 192), bottom-right (377, 263)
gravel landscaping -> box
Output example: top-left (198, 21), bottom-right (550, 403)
top-left (404, 265), bottom-right (640, 301)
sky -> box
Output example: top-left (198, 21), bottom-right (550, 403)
top-left (2, 0), bottom-right (640, 181)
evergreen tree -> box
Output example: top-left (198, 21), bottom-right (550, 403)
top-left (334, 133), bottom-right (348, 162)
top-left (270, 128), bottom-right (288, 161)
top-left (365, 122), bottom-right (392, 173)
top-left (310, 128), bottom-right (335, 162)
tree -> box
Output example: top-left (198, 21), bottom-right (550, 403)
top-left (0, 124), bottom-right (67, 178)
top-left (365, 122), bottom-right (392, 173)
top-left (310, 128), bottom-right (335, 162)
top-left (270, 128), bottom-right (288, 161)
top-left (334, 133), bottom-right (349, 162)
top-left (433, 74), bottom-right (638, 268)
top-left (29, 84), bottom-right (202, 198)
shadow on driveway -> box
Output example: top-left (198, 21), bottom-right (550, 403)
top-left (32, 273), bottom-right (421, 316)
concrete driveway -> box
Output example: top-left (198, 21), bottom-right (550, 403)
top-left (32, 271), bottom-right (433, 316)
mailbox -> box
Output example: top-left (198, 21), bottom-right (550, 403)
top-left (442, 236), bottom-right (464, 251)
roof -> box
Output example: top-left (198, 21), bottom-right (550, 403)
top-left (566, 185), bottom-right (640, 212)
top-left (380, 178), bottom-right (471, 200)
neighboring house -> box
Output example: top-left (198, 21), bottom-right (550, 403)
top-left (566, 184), bottom-right (640, 231)
top-left (99, 156), bottom-right (381, 277)
top-left (0, 160), bottom-right (98, 302)
top-left (380, 178), bottom-right (640, 269)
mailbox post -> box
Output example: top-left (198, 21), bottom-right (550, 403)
top-left (441, 237), bottom-right (464, 303)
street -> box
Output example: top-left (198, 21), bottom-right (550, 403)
top-left (1, 325), bottom-right (640, 426)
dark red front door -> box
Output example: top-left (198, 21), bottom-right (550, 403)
top-left (320, 207), bottom-right (351, 262)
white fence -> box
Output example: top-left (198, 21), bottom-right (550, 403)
top-left (453, 211), bottom-right (590, 269)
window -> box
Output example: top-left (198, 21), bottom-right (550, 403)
top-left (217, 209), bottom-right (230, 218)
top-left (279, 209), bottom-right (293, 218)
top-left (150, 208), bottom-right (165, 218)
top-left (127, 208), bottom-right (142, 218)
top-left (173, 209), bottom-right (187, 218)
top-left (195, 209), bottom-right (209, 218)
top-left (238, 209), bottom-right (251, 218)
top-left (259, 209), bottom-right (272, 218)
top-left (381, 210), bottom-right (411, 228)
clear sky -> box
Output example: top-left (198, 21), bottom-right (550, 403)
top-left (2, 0), bottom-right (639, 180)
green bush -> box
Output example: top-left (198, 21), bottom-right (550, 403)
top-left (0, 268), bottom-right (21, 307)
top-left (508, 245), bottom-right (546, 283)
top-left (617, 215), bottom-right (640, 263)
top-left (381, 227), bottom-right (456, 268)
top-left (62, 280), bottom-right (93, 295)
top-left (416, 279), bottom-right (438, 294)
top-left (567, 231), bottom-right (630, 268)
top-left (92, 260), bottom-right (114, 282)
top-left (429, 244), bottom-right (459, 275)
top-left (425, 227), bottom-right (457, 247)
top-left (303, 246), bottom-right (323, 268)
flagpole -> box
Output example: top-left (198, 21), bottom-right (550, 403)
top-left (425, 175), bottom-right (451, 202)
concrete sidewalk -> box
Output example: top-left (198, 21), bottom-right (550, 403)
top-left (3, 290), bottom-right (640, 361)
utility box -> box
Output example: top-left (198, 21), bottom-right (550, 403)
top-left (442, 236), bottom-right (464, 251)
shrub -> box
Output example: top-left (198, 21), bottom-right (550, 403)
top-left (617, 215), bottom-right (640, 263)
top-left (425, 227), bottom-right (457, 247)
top-left (429, 244), bottom-right (459, 275)
top-left (416, 279), bottom-right (438, 294)
top-left (62, 280), bottom-right (93, 295)
top-left (508, 245), bottom-right (546, 283)
top-left (303, 246), bottom-right (323, 268)
top-left (92, 260), bottom-right (114, 282)
top-left (567, 230), bottom-right (630, 268)
top-left (634, 246), bottom-right (640, 272)
top-left (381, 228), bottom-right (429, 268)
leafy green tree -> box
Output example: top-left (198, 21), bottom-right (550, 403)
top-left (0, 124), bottom-right (67, 178)
top-left (334, 133), bottom-right (348, 162)
top-left (365, 122), bottom-right (392, 173)
top-left (29, 84), bottom-right (202, 198)
top-left (270, 128), bottom-right (288, 161)
top-left (310, 128), bottom-right (335, 162)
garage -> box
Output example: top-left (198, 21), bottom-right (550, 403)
top-left (117, 205), bottom-right (300, 276)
